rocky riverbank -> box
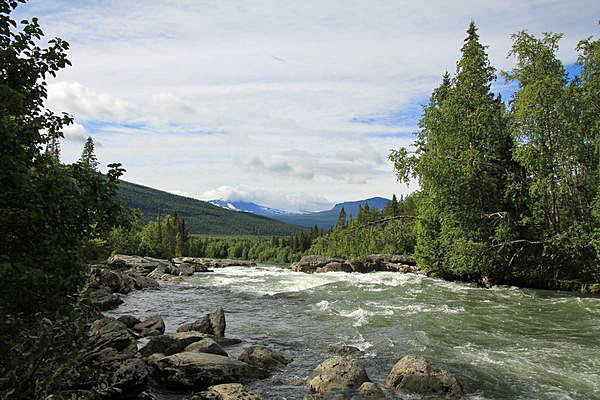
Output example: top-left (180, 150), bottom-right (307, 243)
top-left (81, 254), bottom-right (469, 399)
top-left (290, 254), bottom-right (421, 274)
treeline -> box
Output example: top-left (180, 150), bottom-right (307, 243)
top-left (106, 211), bottom-right (327, 264)
top-left (390, 23), bottom-right (600, 290)
top-left (308, 194), bottom-right (418, 257)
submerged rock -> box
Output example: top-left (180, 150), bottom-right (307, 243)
top-left (384, 355), bottom-right (464, 399)
top-left (306, 356), bottom-right (371, 397)
top-left (359, 382), bottom-right (387, 399)
top-left (148, 352), bottom-right (268, 390)
top-left (238, 345), bottom-right (292, 371)
top-left (327, 344), bottom-right (362, 356)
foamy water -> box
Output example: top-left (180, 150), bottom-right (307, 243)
top-left (107, 264), bottom-right (600, 399)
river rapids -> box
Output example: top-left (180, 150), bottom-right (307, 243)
top-left (107, 264), bottom-right (600, 399)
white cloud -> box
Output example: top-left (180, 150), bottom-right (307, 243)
top-left (13, 0), bottom-right (599, 209)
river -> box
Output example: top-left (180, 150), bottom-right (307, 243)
top-left (107, 265), bottom-right (600, 399)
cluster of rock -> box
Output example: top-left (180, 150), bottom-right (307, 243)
top-left (291, 254), bottom-right (422, 275)
top-left (84, 307), bottom-right (292, 399)
top-left (87, 255), bottom-right (256, 311)
top-left (304, 354), bottom-right (464, 399)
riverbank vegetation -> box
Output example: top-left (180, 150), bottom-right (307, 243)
top-left (390, 23), bottom-right (600, 291)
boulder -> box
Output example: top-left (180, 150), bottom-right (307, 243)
top-left (177, 316), bottom-right (212, 334)
top-left (327, 344), bottom-right (362, 356)
top-left (147, 265), bottom-right (181, 281)
top-left (118, 315), bottom-right (141, 329)
top-left (384, 355), bottom-right (464, 399)
top-left (111, 357), bottom-right (150, 396)
top-left (107, 254), bottom-right (171, 275)
top-left (209, 307), bottom-right (226, 338)
top-left (140, 331), bottom-right (211, 357)
top-left (89, 288), bottom-right (123, 311)
top-left (133, 315), bottom-right (165, 337)
top-left (177, 262), bottom-right (196, 276)
top-left (306, 357), bottom-right (370, 397)
top-left (89, 267), bottom-right (135, 294)
top-left (184, 338), bottom-right (228, 357)
top-left (316, 262), bottom-right (353, 273)
top-left (238, 345), bottom-right (292, 371)
top-left (129, 273), bottom-right (160, 290)
top-left (291, 256), bottom-right (344, 273)
top-left (359, 382), bottom-right (387, 399)
top-left (178, 307), bottom-right (226, 338)
top-left (85, 318), bottom-right (137, 366)
top-left (148, 352), bottom-right (268, 390)
top-left (348, 258), bottom-right (369, 273)
top-left (185, 383), bottom-right (263, 400)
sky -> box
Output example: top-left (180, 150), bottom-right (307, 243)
top-left (14, 0), bottom-right (600, 211)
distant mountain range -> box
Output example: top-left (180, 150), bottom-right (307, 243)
top-left (208, 197), bottom-right (390, 228)
top-left (117, 180), bottom-right (304, 236)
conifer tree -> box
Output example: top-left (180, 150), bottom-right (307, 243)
top-left (79, 136), bottom-right (99, 170)
top-left (336, 207), bottom-right (347, 229)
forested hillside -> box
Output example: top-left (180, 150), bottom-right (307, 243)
top-left (117, 180), bottom-right (305, 236)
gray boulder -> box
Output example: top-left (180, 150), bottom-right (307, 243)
top-left (384, 355), bottom-right (464, 399)
top-left (85, 318), bottom-right (137, 366)
top-left (316, 262), bottom-right (353, 273)
top-left (107, 254), bottom-right (171, 275)
top-left (306, 357), bottom-right (371, 397)
top-left (359, 382), bottom-right (387, 399)
top-left (148, 352), bottom-right (268, 389)
top-left (184, 338), bottom-right (228, 357)
top-left (178, 307), bottom-right (226, 338)
top-left (238, 345), bottom-right (292, 371)
top-left (117, 315), bottom-right (141, 329)
top-left (133, 315), bottom-right (165, 337)
top-left (291, 256), bottom-right (344, 273)
top-left (140, 331), bottom-right (211, 357)
top-left (89, 288), bottom-right (123, 311)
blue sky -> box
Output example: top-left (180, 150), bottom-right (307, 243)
top-left (13, 0), bottom-right (600, 211)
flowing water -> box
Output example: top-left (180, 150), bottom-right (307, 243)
top-left (107, 265), bottom-right (600, 399)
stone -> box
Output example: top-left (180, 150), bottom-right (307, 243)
top-left (129, 273), bottom-right (160, 290)
top-left (291, 256), bottom-right (343, 273)
top-left (177, 262), bottom-right (196, 276)
top-left (184, 338), bottom-right (228, 357)
top-left (107, 254), bottom-right (171, 275)
top-left (89, 267), bottom-right (135, 294)
top-left (117, 315), bottom-right (141, 329)
top-left (327, 344), bottom-right (362, 356)
top-left (359, 382), bottom-right (387, 399)
top-left (177, 316), bottom-right (212, 334)
top-left (86, 318), bottom-right (137, 366)
top-left (384, 355), bottom-right (464, 399)
top-left (148, 352), bottom-right (268, 390)
top-left (238, 345), bottom-right (292, 371)
top-left (306, 357), bottom-right (370, 397)
top-left (133, 315), bottom-right (165, 337)
top-left (185, 383), bottom-right (263, 400)
top-left (209, 307), bottom-right (226, 338)
top-left (111, 357), bottom-right (150, 396)
top-left (89, 288), bottom-right (123, 311)
top-left (316, 262), bottom-right (353, 273)
top-left (140, 331), bottom-right (211, 357)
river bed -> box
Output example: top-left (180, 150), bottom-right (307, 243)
top-left (107, 264), bottom-right (600, 399)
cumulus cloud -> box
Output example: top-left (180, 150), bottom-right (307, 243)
top-left (14, 0), bottom-right (598, 205)
top-left (200, 185), bottom-right (332, 212)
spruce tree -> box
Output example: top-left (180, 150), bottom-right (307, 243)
top-left (79, 136), bottom-right (99, 170)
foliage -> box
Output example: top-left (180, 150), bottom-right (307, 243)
top-left (309, 193), bottom-right (417, 258)
top-left (0, 2), bottom-right (126, 397)
top-left (390, 22), bottom-right (600, 287)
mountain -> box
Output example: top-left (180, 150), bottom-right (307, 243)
top-left (117, 180), bottom-right (305, 236)
top-left (208, 197), bottom-right (390, 229)
top-left (208, 200), bottom-right (306, 217)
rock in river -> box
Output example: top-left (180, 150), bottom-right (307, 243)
top-left (238, 345), bottom-right (292, 371)
top-left (148, 352), bottom-right (268, 390)
top-left (133, 315), bottom-right (165, 337)
top-left (384, 355), bottom-right (464, 399)
top-left (306, 356), bottom-right (371, 397)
